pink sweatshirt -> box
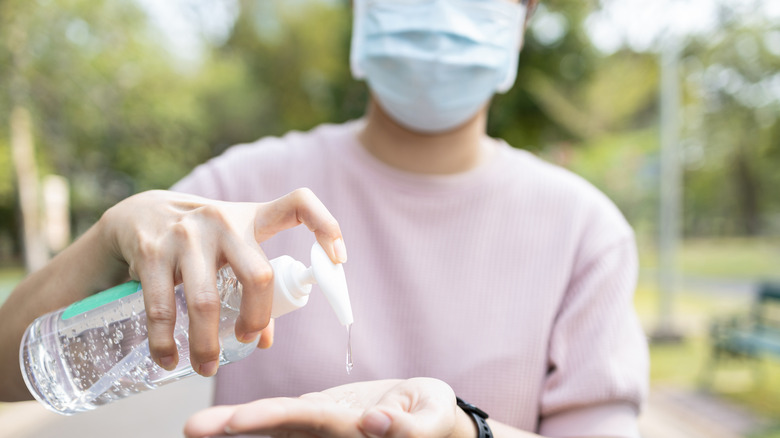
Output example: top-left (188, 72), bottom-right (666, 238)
top-left (172, 120), bottom-right (648, 437)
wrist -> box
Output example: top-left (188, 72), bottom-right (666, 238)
top-left (76, 218), bottom-right (128, 293)
top-left (95, 208), bottom-right (131, 281)
top-left (455, 397), bottom-right (493, 438)
top-left (454, 402), bottom-right (479, 438)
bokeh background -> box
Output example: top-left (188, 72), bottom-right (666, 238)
top-left (0, 0), bottom-right (779, 437)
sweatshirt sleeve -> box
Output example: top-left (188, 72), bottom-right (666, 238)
top-left (537, 214), bottom-right (649, 437)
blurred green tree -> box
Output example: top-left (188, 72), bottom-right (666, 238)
top-left (0, 0), bottom-right (216, 244)
top-left (493, 0), bottom-right (661, 231)
top-left (492, 0), bottom-right (658, 147)
top-left (197, 0), bottom-right (366, 153)
top-left (682, 15), bottom-right (780, 236)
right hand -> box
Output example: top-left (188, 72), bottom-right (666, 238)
top-left (97, 188), bottom-right (347, 377)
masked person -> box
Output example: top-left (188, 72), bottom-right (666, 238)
top-left (0, 1), bottom-right (648, 437)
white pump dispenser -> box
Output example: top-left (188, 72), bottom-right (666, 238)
top-left (270, 242), bottom-right (353, 325)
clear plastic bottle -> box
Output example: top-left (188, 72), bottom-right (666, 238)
top-left (20, 242), bottom-right (353, 415)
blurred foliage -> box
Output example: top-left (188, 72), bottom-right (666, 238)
top-left (681, 10), bottom-right (780, 236)
top-left (492, 1), bottom-right (659, 146)
top-left (201, 0), bottom-right (366, 148)
top-left (0, 0), bottom-right (778, 264)
top-left (0, 0), bottom-right (215, 238)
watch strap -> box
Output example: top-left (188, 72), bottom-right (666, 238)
top-left (456, 397), bottom-right (493, 438)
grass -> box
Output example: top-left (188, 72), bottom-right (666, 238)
top-left (638, 236), bottom-right (780, 280)
top-left (754, 428), bottom-right (780, 438)
top-left (680, 238), bottom-right (780, 280)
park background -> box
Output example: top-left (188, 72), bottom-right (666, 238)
top-left (0, 0), bottom-right (779, 436)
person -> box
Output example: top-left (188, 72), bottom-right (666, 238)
top-left (0, 0), bottom-right (649, 437)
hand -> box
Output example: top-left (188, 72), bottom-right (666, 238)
top-left (183, 378), bottom-right (476, 438)
top-left (98, 188), bottom-right (346, 377)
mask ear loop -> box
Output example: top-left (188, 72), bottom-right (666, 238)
top-left (349, 0), bottom-right (367, 79)
top-left (497, 1), bottom-right (527, 93)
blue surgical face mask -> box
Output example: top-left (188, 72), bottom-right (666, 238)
top-left (351, 0), bottom-right (527, 134)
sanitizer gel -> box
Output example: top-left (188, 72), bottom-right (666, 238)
top-left (20, 242), bottom-right (353, 415)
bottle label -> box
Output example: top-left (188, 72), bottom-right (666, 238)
top-left (62, 281), bottom-right (142, 320)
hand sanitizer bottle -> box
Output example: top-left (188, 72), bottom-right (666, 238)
top-left (20, 242), bottom-right (353, 415)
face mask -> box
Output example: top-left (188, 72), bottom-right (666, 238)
top-left (351, 0), bottom-right (527, 134)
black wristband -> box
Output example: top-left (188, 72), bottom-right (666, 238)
top-left (456, 397), bottom-right (493, 438)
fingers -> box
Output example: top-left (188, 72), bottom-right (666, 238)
top-left (257, 188), bottom-right (347, 264)
top-left (219, 235), bottom-right (274, 343)
top-left (184, 396), bottom-right (362, 438)
top-left (215, 187), bottom-right (344, 345)
top-left (183, 405), bottom-right (236, 438)
top-left (180, 251), bottom-right (221, 377)
top-left (139, 265), bottom-right (179, 371)
top-left (359, 378), bottom-right (456, 438)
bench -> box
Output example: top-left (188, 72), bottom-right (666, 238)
top-left (702, 283), bottom-right (780, 385)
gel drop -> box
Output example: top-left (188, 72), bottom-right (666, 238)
top-left (345, 324), bottom-right (353, 374)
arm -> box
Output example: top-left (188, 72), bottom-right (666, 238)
top-left (183, 378), bottom-right (619, 438)
top-left (536, 234), bottom-right (647, 437)
top-left (0, 188), bottom-right (346, 401)
top-left (0, 223), bottom-right (128, 401)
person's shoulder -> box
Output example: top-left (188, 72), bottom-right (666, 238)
top-left (501, 144), bottom-right (632, 236)
top-left (223, 120), bottom-right (358, 162)
top-left (172, 121), bottom-right (358, 200)
top-left (501, 146), bottom-right (602, 199)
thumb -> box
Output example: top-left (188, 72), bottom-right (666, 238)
top-left (256, 318), bottom-right (275, 349)
top-left (358, 378), bottom-right (455, 438)
top-left (360, 409), bottom-right (394, 438)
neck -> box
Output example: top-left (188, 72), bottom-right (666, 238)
top-left (357, 99), bottom-right (494, 175)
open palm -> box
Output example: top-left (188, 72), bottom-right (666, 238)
top-left (183, 378), bottom-right (463, 438)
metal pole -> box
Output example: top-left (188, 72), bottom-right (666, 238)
top-left (653, 37), bottom-right (683, 342)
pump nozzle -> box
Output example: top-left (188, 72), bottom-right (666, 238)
top-left (309, 242), bottom-right (353, 326)
top-left (269, 242), bottom-right (353, 326)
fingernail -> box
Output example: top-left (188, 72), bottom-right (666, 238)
top-left (241, 331), bottom-right (261, 343)
top-left (199, 360), bottom-right (218, 377)
top-left (361, 410), bottom-right (391, 438)
top-left (158, 355), bottom-right (176, 370)
top-left (333, 238), bottom-right (348, 263)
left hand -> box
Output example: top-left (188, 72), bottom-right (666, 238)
top-left (183, 378), bottom-right (475, 438)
